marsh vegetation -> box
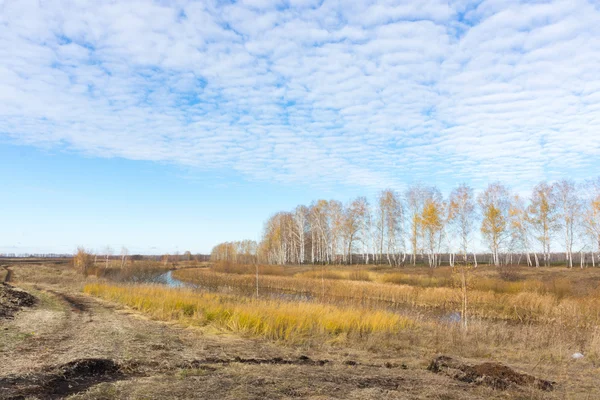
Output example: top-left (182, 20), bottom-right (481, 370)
top-left (2, 254), bottom-right (600, 399)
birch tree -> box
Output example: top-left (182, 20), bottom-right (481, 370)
top-left (120, 247), bottom-right (129, 269)
top-left (527, 182), bottom-right (558, 267)
top-left (217, 178), bottom-right (600, 267)
top-left (239, 240), bottom-right (258, 264)
top-left (103, 246), bottom-right (113, 270)
top-left (212, 241), bottom-right (258, 264)
top-left (355, 197), bottom-right (374, 264)
top-left (554, 180), bottom-right (581, 268)
top-left (509, 195), bottom-right (534, 267)
top-left (405, 185), bottom-right (426, 265)
top-left (309, 200), bottom-right (330, 264)
top-left (376, 193), bottom-right (386, 264)
top-left (328, 200), bottom-right (344, 264)
top-left (420, 189), bottom-right (445, 268)
top-left (478, 182), bottom-right (511, 266)
top-left (292, 205), bottom-right (308, 264)
top-left (448, 184), bottom-right (476, 261)
top-left (377, 189), bottom-right (404, 266)
top-left (343, 197), bottom-right (368, 264)
top-left (259, 213), bottom-right (289, 264)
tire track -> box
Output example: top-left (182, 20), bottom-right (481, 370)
top-left (1, 265), bottom-right (12, 283)
top-left (46, 290), bottom-right (91, 313)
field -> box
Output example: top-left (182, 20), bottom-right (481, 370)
top-left (1, 260), bottom-right (599, 399)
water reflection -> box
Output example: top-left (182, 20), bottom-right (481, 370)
top-left (439, 311), bottom-right (462, 324)
top-left (152, 270), bottom-right (193, 288)
top-left (117, 269), bottom-right (194, 288)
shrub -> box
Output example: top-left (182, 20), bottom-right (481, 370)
top-left (73, 247), bottom-right (94, 275)
top-left (497, 266), bottom-right (523, 282)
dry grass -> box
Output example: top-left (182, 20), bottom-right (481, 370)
top-left (81, 281), bottom-right (600, 371)
top-left (205, 263), bottom-right (596, 298)
top-left (210, 262), bottom-right (289, 276)
top-left (379, 271), bottom-right (451, 288)
top-left (84, 283), bottom-right (415, 343)
top-left (295, 269), bottom-right (348, 280)
top-left (378, 268), bottom-right (578, 299)
top-left (172, 268), bottom-right (600, 327)
top-left (348, 269), bottom-right (372, 281)
top-left (6, 262), bottom-right (600, 399)
top-left (295, 268), bottom-right (373, 281)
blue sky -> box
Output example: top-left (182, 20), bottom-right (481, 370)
top-left (1, 0), bottom-right (600, 254)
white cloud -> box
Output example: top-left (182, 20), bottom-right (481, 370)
top-left (0, 0), bottom-right (599, 193)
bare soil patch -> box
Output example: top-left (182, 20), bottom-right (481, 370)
top-left (0, 358), bottom-right (124, 399)
top-left (428, 355), bottom-right (555, 391)
top-left (178, 355), bottom-right (330, 368)
top-left (0, 283), bottom-right (36, 320)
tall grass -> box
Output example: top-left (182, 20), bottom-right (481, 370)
top-left (173, 269), bottom-right (600, 327)
top-left (211, 262), bottom-right (290, 276)
top-left (84, 283), bottom-right (415, 342)
top-left (295, 269), bottom-right (373, 281)
top-left (379, 272), bottom-right (451, 288)
top-left (379, 271), bottom-right (574, 297)
top-left (82, 282), bottom-right (600, 367)
top-left (209, 263), bottom-right (578, 297)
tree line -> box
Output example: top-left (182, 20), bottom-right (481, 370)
top-left (211, 178), bottom-right (600, 268)
top-left (71, 247), bottom-right (210, 275)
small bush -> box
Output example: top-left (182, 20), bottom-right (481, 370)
top-left (73, 247), bottom-right (94, 275)
top-left (497, 267), bottom-right (523, 282)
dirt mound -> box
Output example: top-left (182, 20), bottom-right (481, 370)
top-left (0, 283), bottom-right (36, 320)
top-left (0, 358), bottom-right (123, 399)
top-left (428, 356), bottom-right (555, 391)
top-left (53, 358), bottom-right (120, 377)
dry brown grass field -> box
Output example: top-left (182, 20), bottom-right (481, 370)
top-left (1, 260), bottom-right (599, 399)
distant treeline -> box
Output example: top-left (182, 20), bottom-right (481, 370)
top-left (1, 253), bottom-right (211, 262)
top-left (0, 254), bottom-right (72, 258)
top-left (211, 179), bottom-right (600, 268)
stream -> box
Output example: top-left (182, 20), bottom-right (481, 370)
top-left (150, 270), bottom-right (191, 288)
top-left (122, 269), bottom-right (463, 324)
